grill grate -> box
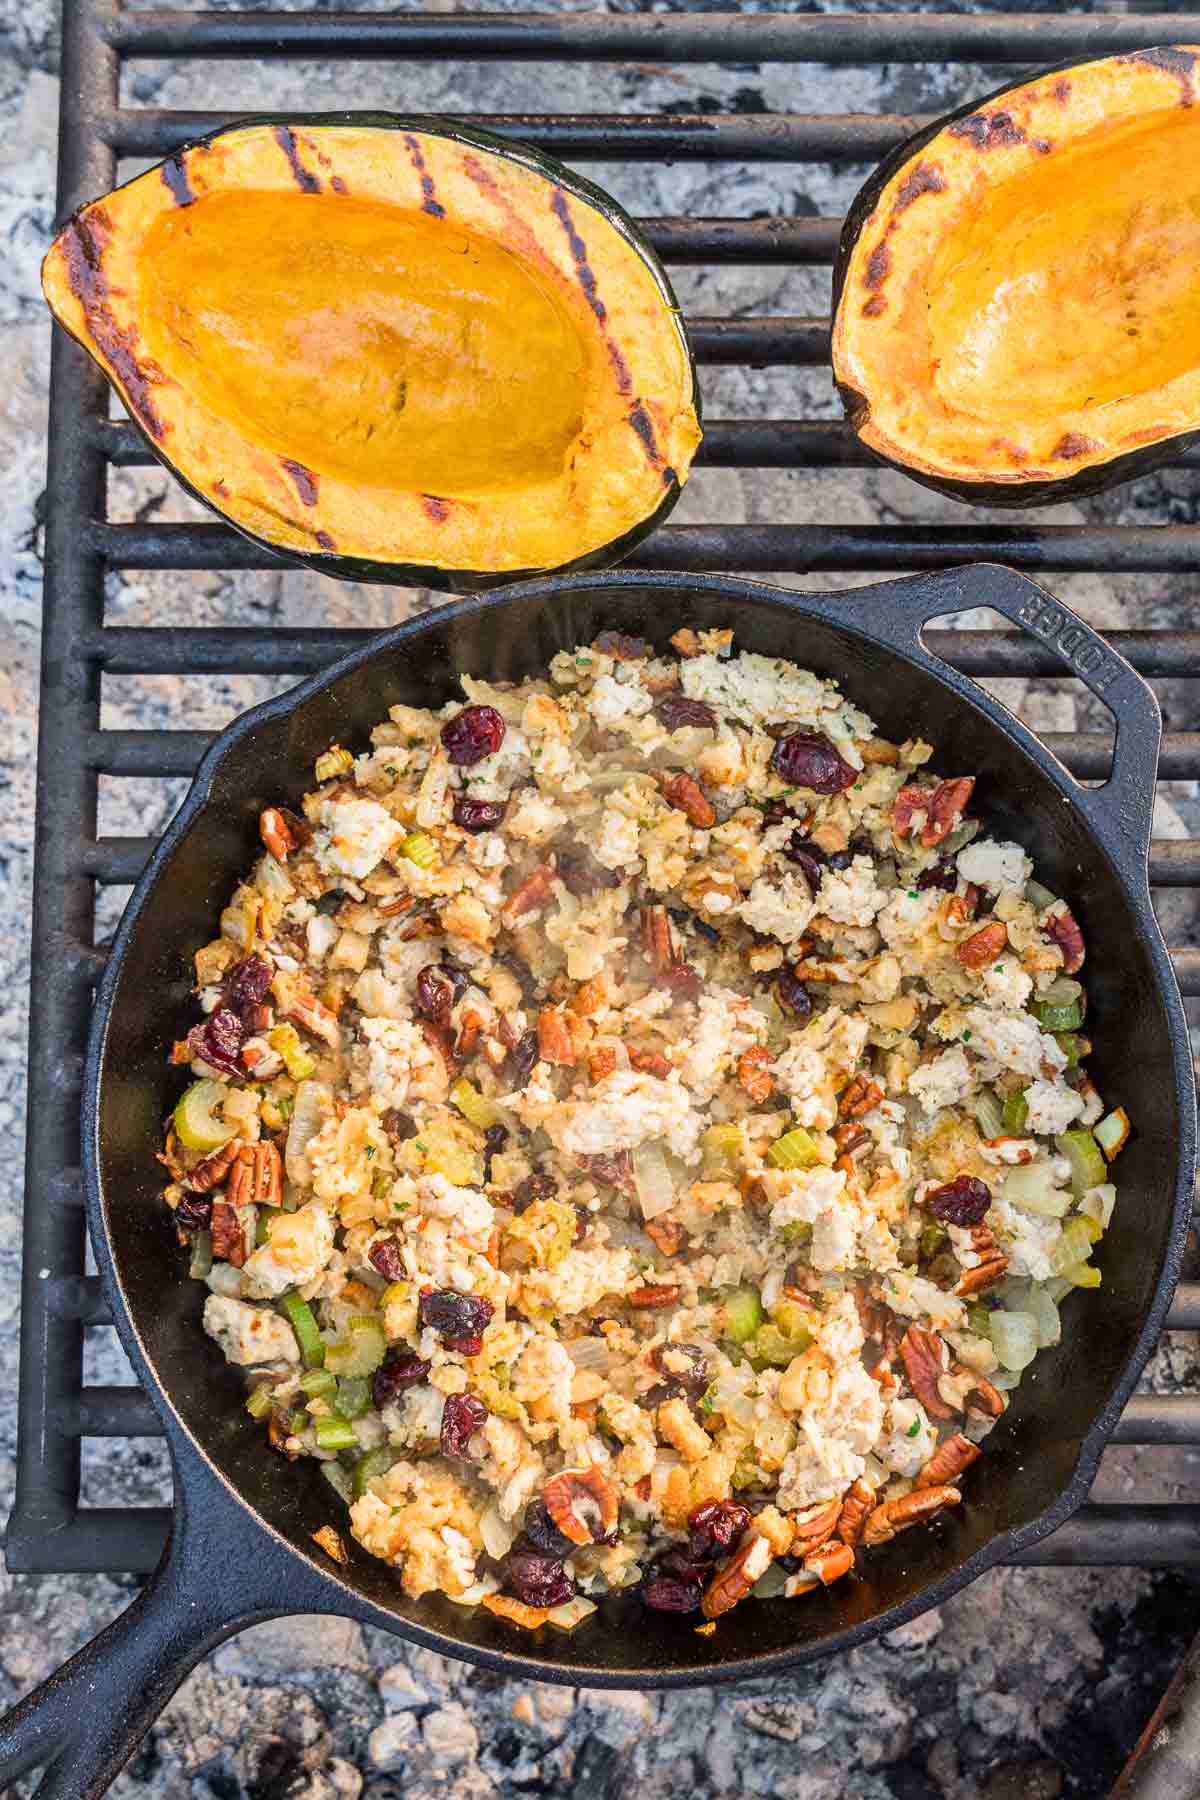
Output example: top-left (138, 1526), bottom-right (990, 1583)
top-left (11, 0), bottom-right (1200, 1581)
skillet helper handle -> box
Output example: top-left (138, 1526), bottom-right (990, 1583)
top-left (842, 562), bottom-right (1162, 868)
top-left (0, 1479), bottom-right (340, 1798)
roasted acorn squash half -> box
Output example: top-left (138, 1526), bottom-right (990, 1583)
top-left (42, 115), bottom-right (701, 588)
top-left (832, 48), bottom-right (1200, 506)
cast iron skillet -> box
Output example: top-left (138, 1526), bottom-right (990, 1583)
top-left (0, 565), bottom-right (1192, 1797)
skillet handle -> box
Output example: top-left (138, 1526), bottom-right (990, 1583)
top-left (838, 563), bottom-right (1162, 869)
top-left (0, 1461), bottom-right (343, 1797)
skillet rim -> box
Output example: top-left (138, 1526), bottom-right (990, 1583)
top-left (83, 565), bottom-right (1196, 1687)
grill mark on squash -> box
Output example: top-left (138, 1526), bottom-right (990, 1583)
top-left (627, 401), bottom-right (662, 468)
top-left (161, 153), bottom-right (195, 207)
top-left (281, 459), bottom-right (319, 505)
top-left (422, 495), bottom-right (451, 523)
top-left (60, 209), bottom-right (169, 442)
top-left (1051, 432), bottom-right (1102, 461)
top-left (1052, 78), bottom-right (1072, 104)
top-left (892, 160), bottom-right (946, 212)
top-left (948, 108), bottom-right (1050, 154)
top-left (315, 530), bottom-right (336, 551)
top-left (550, 188), bottom-right (607, 324)
top-left (403, 134), bottom-right (446, 219)
top-left (1121, 45), bottom-right (1197, 104)
top-left (274, 126), bottom-right (321, 193)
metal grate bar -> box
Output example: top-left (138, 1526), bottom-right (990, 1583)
top-left (90, 520), bottom-right (1200, 578)
top-left (89, 626), bottom-right (1200, 680)
top-left (1013, 1509), bottom-right (1200, 1569)
top-left (1111, 1400), bottom-right (1200, 1447)
top-left (102, 11), bottom-right (1200, 64)
top-left (106, 109), bottom-right (926, 162)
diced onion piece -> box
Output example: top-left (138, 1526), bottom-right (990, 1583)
top-left (765, 1128), bottom-right (821, 1171)
top-left (257, 853), bottom-right (295, 901)
top-left (635, 1142), bottom-right (677, 1220)
top-left (751, 1562), bottom-right (790, 1599)
top-left (987, 1310), bottom-right (1040, 1372)
top-left (285, 1078), bottom-right (332, 1182)
top-left (451, 1078), bottom-right (502, 1131)
top-left (1002, 1162), bottom-right (1072, 1218)
top-left (1095, 1108), bottom-right (1131, 1161)
top-left (1063, 1260), bottom-right (1102, 1289)
top-left (173, 1079), bottom-right (236, 1154)
top-left (1038, 976), bottom-right (1083, 1008)
top-left (1050, 1215), bottom-right (1097, 1276)
top-left (1080, 1183), bottom-right (1117, 1232)
top-left (1054, 1129), bottom-right (1107, 1197)
top-left (480, 1504), bottom-right (517, 1560)
top-left (1028, 1285), bottom-right (1061, 1349)
top-left (565, 1336), bottom-right (612, 1375)
top-left (321, 1460), bottom-right (354, 1505)
top-left (973, 1091), bottom-right (1004, 1140)
top-left (546, 1596), bottom-right (599, 1631)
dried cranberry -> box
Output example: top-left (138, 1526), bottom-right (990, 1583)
top-left (419, 1289), bottom-right (495, 1342)
top-left (372, 1353), bottom-right (430, 1410)
top-left (521, 1502), bottom-right (574, 1559)
top-left (659, 962), bottom-right (701, 997)
top-left (187, 1006), bottom-right (245, 1079)
top-left (594, 629), bottom-right (649, 661)
top-left (497, 950), bottom-right (541, 1004)
top-left (775, 967), bottom-right (812, 1020)
top-left (556, 851), bottom-right (621, 896)
top-left (504, 1542), bottom-right (573, 1608)
top-left (506, 1029), bottom-right (540, 1088)
top-left (670, 906), bottom-right (720, 946)
top-left (440, 1392), bottom-right (488, 1456)
top-left (381, 1108), bottom-right (417, 1142)
top-left (582, 1150), bottom-right (637, 1194)
top-left (654, 694), bottom-right (718, 732)
top-left (650, 1342), bottom-right (709, 1405)
top-left (453, 795), bottom-right (508, 833)
top-left (783, 832), bottom-right (826, 888)
top-left (926, 1174), bottom-right (993, 1227)
top-left (513, 1169), bottom-right (558, 1213)
top-left (770, 730), bottom-right (857, 794)
top-left (441, 705), bottom-right (505, 767)
top-left (483, 1123), bottom-right (508, 1183)
top-left (916, 858), bottom-right (958, 893)
top-left (643, 1571), bottom-right (704, 1614)
top-left (826, 849), bottom-right (854, 872)
top-left (174, 1190), bottom-right (213, 1233)
top-left (688, 1500), bottom-right (751, 1561)
top-left (221, 954), bottom-right (273, 1018)
top-left (415, 960), bottom-right (470, 1028)
top-left (368, 1236), bottom-right (405, 1282)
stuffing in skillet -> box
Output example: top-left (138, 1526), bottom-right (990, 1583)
top-left (160, 628), bottom-right (1130, 1629)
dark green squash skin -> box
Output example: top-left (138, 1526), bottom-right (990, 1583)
top-left (832, 52), bottom-right (1200, 510)
top-left (56, 112), bottom-right (701, 592)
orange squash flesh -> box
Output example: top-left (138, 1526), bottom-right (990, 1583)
top-left (42, 119), bottom-right (701, 583)
top-left (832, 49), bottom-right (1200, 501)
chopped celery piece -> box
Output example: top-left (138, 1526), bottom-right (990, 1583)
top-left (1002, 1162), bottom-right (1071, 1218)
top-left (1063, 1260), bottom-right (1102, 1289)
top-left (300, 1368), bottom-right (337, 1401)
top-left (966, 1303), bottom-right (993, 1338)
top-left (765, 1127), bottom-right (821, 1171)
top-left (780, 1221), bottom-right (812, 1246)
top-left (321, 1460), bottom-right (354, 1505)
top-left (337, 1376), bottom-right (372, 1420)
top-left (400, 830), bottom-right (437, 868)
top-left (1038, 975), bottom-right (1083, 1008)
top-left (720, 1286), bottom-right (764, 1344)
top-left (1051, 1215), bottom-right (1098, 1275)
top-left (919, 1223), bottom-right (948, 1262)
top-left (325, 1314), bottom-right (387, 1377)
top-left (1053, 1032), bottom-right (1091, 1070)
top-left (1095, 1107), bottom-right (1131, 1161)
top-left (1055, 1129), bottom-right (1107, 1197)
top-left (774, 1297), bottom-right (814, 1340)
top-left (314, 1413), bottom-right (358, 1451)
top-left (703, 1124), bottom-right (742, 1162)
top-left (752, 1321), bottom-right (812, 1367)
top-left (245, 1383), bottom-right (274, 1420)
top-left (255, 1205), bottom-right (282, 1247)
top-left (353, 1446), bottom-right (398, 1499)
top-left (279, 1289), bottom-right (325, 1368)
top-left (1030, 999), bottom-right (1084, 1032)
top-left (268, 1023), bottom-right (316, 1081)
top-left (173, 1079), bottom-right (236, 1154)
top-left (1001, 1088), bottom-right (1029, 1135)
top-left (450, 1078), bottom-right (501, 1131)
top-left (1025, 879), bottom-right (1058, 912)
top-left (973, 1091), bottom-right (1004, 1140)
top-left (315, 744), bottom-right (354, 783)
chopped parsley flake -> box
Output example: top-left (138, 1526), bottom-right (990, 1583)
top-left (962, 1030), bottom-right (972, 1042)
top-left (906, 1417), bottom-right (921, 1438)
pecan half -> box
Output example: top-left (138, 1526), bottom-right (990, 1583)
top-left (804, 1540), bottom-right (855, 1584)
top-left (701, 1531), bottom-right (773, 1620)
top-left (737, 1046), bottom-right (773, 1102)
top-left (259, 805), bottom-right (311, 862)
top-left (921, 777), bottom-right (975, 849)
top-left (628, 1046), bottom-right (672, 1078)
top-left (228, 1141), bottom-right (283, 1209)
top-left (953, 1222), bottom-right (1009, 1297)
top-left (645, 1217), bottom-right (683, 1257)
top-left (210, 1198), bottom-right (246, 1267)
top-left (834, 1123), bottom-right (869, 1156)
top-left (662, 772), bottom-right (716, 829)
top-left (482, 1593), bottom-right (550, 1630)
top-left (628, 1284), bottom-right (681, 1310)
top-left (916, 1433), bottom-right (981, 1490)
top-left (537, 1007), bottom-right (576, 1067)
top-left (501, 864), bottom-right (556, 930)
top-left (898, 1325), bottom-right (956, 1421)
top-left (419, 1018), bottom-right (460, 1075)
top-left (287, 991), bottom-right (340, 1048)
top-left (542, 1467), bottom-right (619, 1546)
top-left (956, 921), bottom-right (1008, 969)
top-left (790, 1498), bottom-right (842, 1547)
top-left (184, 1139), bottom-right (240, 1194)
top-left (640, 904), bottom-right (676, 975)
top-left (839, 1074), bottom-right (883, 1119)
top-left (670, 627), bottom-right (703, 658)
top-left (965, 1375), bottom-right (1008, 1421)
top-left (861, 1484), bottom-right (961, 1548)
top-left (835, 1479), bottom-right (877, 1549)
top-left (312, 1525), bottom-right (348, 1565)
top-left (858, 738), bottom-right (900, 766)
top-left (1044, 903), bottom-right (1085, 973)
